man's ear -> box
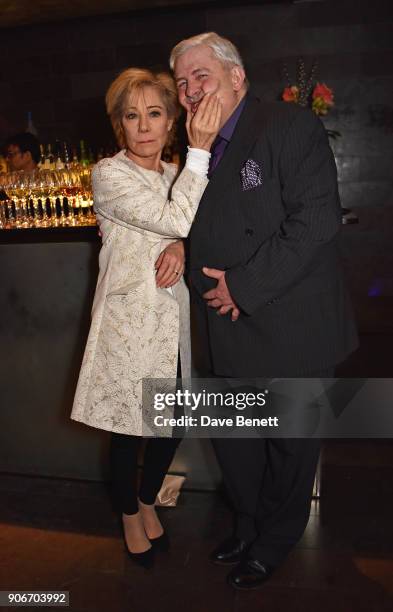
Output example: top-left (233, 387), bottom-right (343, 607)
top-left (231, 66), bottom-right (246, 92)
top-left (23, 151), bottom-right (33, 162)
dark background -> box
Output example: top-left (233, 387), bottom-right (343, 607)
top-left (1, 0), bottom-right (393, 363)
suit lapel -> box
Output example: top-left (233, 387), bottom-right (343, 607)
top-left (201, 94), bottom-right (263, 204)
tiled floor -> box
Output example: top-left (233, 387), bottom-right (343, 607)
top-left (1, 441), bottom-right (393, 612)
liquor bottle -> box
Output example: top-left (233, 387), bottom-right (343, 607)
top-left (79, 140), bottom-right (89, 168)
top-left (55, 156), bottom-right (64, 170)
top-left (44, 144), bottom-right (55, 170)
top-left (71, 147), bottom-right (80, 169)
top-left (26, 111), bottom-right (38, 137)
top-left (88, 147), bottom-right (95, 166)
top-left (55, 140), bottom-right (64, 170)
top-left (38, 144), bottom-right (46, 168)
top-left (63, 142), bottom-right (71, 169)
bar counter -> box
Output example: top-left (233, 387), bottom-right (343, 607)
top-left (0, 226), bottom-right (100, 244)
top-left (0, 228), bottom-right (219, 489)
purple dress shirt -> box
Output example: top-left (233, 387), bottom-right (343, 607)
top-left (208, 95), bottom-right (247, 177)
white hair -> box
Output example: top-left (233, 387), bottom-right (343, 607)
top-left (169, 32), bottom-right (245, 71)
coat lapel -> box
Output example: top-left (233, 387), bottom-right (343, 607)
top-left (201, 94), bottom-right (263, 204)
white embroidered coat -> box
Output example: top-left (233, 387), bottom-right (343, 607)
top-left (70, 150), bottom-right (208, 436)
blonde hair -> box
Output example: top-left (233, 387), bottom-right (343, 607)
top-left (170, 32), bottom-right (245, 71)
top-left (105, 68), bottom-right (180, 148)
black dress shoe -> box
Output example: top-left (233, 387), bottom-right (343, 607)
top-left (227, 557), bottom-right (274, 590)
top-left (149, 531), bottom-right (170, 552)
top-left (209, 536), bottom-right (249, 566)
top-left (124, 542), bottom-right (155, 569)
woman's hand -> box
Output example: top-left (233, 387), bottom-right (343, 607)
top-left (155, 240), bottom-right (185, 288)
top-left (186, 93), bottom-right (222, 151)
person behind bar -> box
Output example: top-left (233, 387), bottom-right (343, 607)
top-left (170, 32), bottom-right (358, 590)
top-left (3, 132), bottom-right (39, 172)
top-left (71, 68), bottom-right (221, 569)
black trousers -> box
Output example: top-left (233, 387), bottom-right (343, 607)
top-left (211, 435), bottom-right (321, 567)
top-left (110, 354), bottom-right (183, 515)
top-left (191, 289), bottom-right (332, 567)
top-left (110, 434), bottom-right (181, 515)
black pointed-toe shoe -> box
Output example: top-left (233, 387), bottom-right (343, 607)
top-left (149, 531), bottom-right (170, 552)
top-left (124, 542), bottom-right (155, 569)
top-left (227, 557), bottom-right (274, 590)
top-left (209, 536), bottom-right (249, 566)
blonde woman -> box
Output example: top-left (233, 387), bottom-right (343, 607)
top-left (71, 68), bottom-right (221, 568)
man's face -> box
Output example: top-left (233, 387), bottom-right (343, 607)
top-left (6, 145), bottom-right (31, 171)
top-left (174, 45), bottom-right (245, 128)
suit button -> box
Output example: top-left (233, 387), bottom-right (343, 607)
top-left (245, 228), bottom-right (254, 236)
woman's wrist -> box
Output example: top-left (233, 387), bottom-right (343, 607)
top-left (185, 146), bottom-right (211, 178)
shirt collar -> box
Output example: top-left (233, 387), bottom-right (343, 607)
top-left (219, 95), bottom-right (247, 142)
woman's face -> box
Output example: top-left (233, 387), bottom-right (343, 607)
top-left (121, 86), bottom-right (173, 169)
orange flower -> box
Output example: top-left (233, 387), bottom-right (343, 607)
top-left (312, 82), bottom-right (334, 106)
top-left (282, 86), bottom-right (299, 103)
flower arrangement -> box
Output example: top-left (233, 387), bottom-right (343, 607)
top-left (281, 59), bottom-right (355, 221)
top-left (282, 58), bottom-right (340, 139)
top-left (311, 82), bottom-right (334, 116)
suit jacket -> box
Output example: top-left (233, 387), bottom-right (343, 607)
top-left (189, 94), bottom-right (358, 377)
top-left (71, 151), bottom-right (208, 435)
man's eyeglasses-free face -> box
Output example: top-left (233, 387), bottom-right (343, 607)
top-left (5, 149), bottom-right (22, 159)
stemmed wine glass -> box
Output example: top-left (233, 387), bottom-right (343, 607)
top-left (1, 171), bottom-right (15, 227)
top-left (18, 171), bottom-right (35, 227)
top-left (24, 170), bottom-right (45, 227)
top-left (79, 167), bottom-right (95, 225)
top-left (44, 170), bottom-right (60, 226)
top-left (31, 170), bottom-right (53, 227)
top-left (64, 169), bottom-right (83, 226)
top-left (0, 173), bottom-right (8, 228)
top-left (54, 170), bottom-right (69, 226)
top-left (3, 172), bottom-right (30, 228)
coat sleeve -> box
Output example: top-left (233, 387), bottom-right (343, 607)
top-left (92, 159), bottom-right (208, 238)
top-left (225, 108), bottom-right (342, 315)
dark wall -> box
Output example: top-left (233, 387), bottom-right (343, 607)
top-left (1, 0), bottom-right (393, 326)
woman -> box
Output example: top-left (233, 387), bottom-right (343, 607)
top-left (71, 68), bottom-right (221, 568)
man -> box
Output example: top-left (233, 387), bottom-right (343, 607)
top-left (170, 32), bottom-right (358, 590)
top-left (4, 132), bottom-right (40, 172)
top-left (0, 132), bottom-right (40, 203)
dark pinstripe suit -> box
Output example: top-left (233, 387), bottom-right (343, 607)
top-left (188, 94), bottom-right (358, 565)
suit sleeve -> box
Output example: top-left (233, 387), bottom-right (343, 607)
top-left (92, 159), bottom-right (208, 239)
top-left (225, 109), bottom-right (342, 315)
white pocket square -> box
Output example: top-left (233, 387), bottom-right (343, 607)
top-left (240, 159), bottom-right (263, 191)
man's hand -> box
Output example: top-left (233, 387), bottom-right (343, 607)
top-left (202, 267), bottom-right (240, 322)
top-left (155, 240), bottom-right (185, 288)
